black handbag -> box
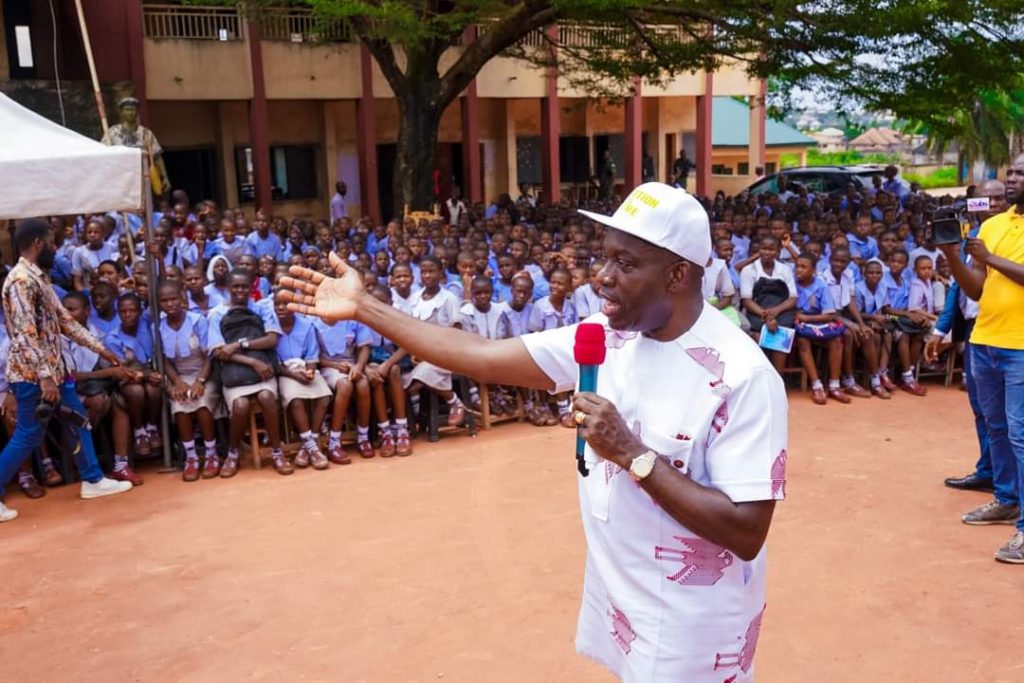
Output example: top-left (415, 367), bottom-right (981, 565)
top-left (217, 307), bottom-right (278, 388)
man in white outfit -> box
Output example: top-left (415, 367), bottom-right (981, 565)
top-left (280, 182), bottom-right (787, 681)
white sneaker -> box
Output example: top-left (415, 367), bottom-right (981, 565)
top-left (0, 501), bottom-right (18, 522)
top-left (80, 477), bottom-right (133, 500)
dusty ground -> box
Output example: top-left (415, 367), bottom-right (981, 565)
top-left (2, 386), bottom-right (1021, 682)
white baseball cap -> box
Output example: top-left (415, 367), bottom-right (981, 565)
top-left (578, 182), bottom-right (711, 266)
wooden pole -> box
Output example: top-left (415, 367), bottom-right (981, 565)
top-left (73, 0), bottom-right (109, 136)
top-left (143, 155), bottom-right (172, 470)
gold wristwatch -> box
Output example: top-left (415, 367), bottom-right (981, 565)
top-left (628, 451), bottom-right (657, 482)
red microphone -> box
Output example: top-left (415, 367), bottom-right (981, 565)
top-left (574, 323), bottom-right (606, 476)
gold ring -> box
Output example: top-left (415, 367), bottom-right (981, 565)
top-left (573, 410), bottom-right (587, 426)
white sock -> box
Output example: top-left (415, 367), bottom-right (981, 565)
top-left (134, 427), bottom-right (148, 440)
top-left (18, 470), bottom-right (33, 484)
top-left (272, 447), bottom-right (283, 458)
top-left (204, 440), bottom-right (218, 458)
top-left (410, 395), bottom-right (420, 416)
top-left (114, 454), bottom-right (128, 471)
top-left (226, 448), bottom-right (239, 461)
top-left (841, 375), bottom-right (855, 388)
top-left (183, 440), bottom-right (198, 461)
top-left (902, 370), bottom-right (914, 382)
top-left (446, 394), bottom-right (461, 406)
top-left (828, 379), bottom-right (840, 391)
top-left (556, 399), bottom-right (570, 416)
top-left (329, 430), bottom-right (342, 447)
top-left (395, 418), bottom-right (409, 436)
top-left (357, 425), bottom-right (369, 443)
top-left (870, 373), bottom-right (881, 389)
top-left (811, 379), bottom-right (824, 390)
top-left (469, 386), bottom-right (480, 402)
top-left (523, 399), bottom-right (534, 411)
top-left (300, 430), bottom-right (316, 448)
top-left (377, 421), bottom-right (391, 438)
top-left (146, 424), bottom-right (158, 435)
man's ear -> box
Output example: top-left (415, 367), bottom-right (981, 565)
top-left (665, 260), bottom-right (691, 294)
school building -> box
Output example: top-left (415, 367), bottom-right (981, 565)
top-left (1, 1), bottom-right (814, 222)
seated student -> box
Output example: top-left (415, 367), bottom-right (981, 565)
top-left (237, 254), bottom-right (268, 301)
top-left (183, 265), bottom-right (215, 316)
top-left (72, 218), bottom-right (117, 291)
top-left (208, 270), bottom-right (288, 476)
top-left (933, 253), bottom-right (951, 317)
top-left (205, 255), bottom-right (231, 307)
top-left (847, 214), bottom-right (880, 267)
top-left (458, 276), bottom-right (511, 414)
top-left (528, 267), bottom-right (578, 427)
top-left (492, 254), bottom-right (517, 304)
top-left (403, 255), bottom-right (467, 428)
top-left (822, 247), bottom-right (879, 398)
top-left (316, 303), bottom-right (375, 462)
top-left (770, 219), bottom-right (800, 266)
top-left (192, 221), bottom-right (216, 270)
top-left (106, 293), bottom-right (164, 458)
top-left (447, 250), bottom-right (476, 301)
top-left (95, 259), bottom-right (125, 290)
top-left (302, 246), bottom-right (322, 272)
top-left (281, 224), bottom-right (307, 261)
top-left (793, 253), bottom-right (848, 405)
top-left (702, 247), bottom-right (741, 326)
top-left (63, 292), bottom-right (141, 484)
top-left (909, 231), bottom-right (940, 270)
top-left (855, 259), bottom-right (896, 394)
top-left (256, 255), bottom-right (276, 298)
top-left (881, 249), bottom-right (928, 396)
top-left (571, 263), bottom-right (602, 319)
top-left (494, 273), bottom-right (541, 423)
top-left (713, 238), bottom-right (742, 294)
top-left (273, 293), bottom-right (331, 469)
top-left (364, 284), bottom-right (412, 457)
top-left (903, 253), bottom-right (940, 373)
top-left (212, 217), bottom-right (252, 266)
top-left (389, 262), bottom-right (416, 315)
top-left (89, 281), bottom-right (121, 338)
top-left (740, 235), bottom-right (797, 373)
top-left (157, 280), bottom-right (220, 481)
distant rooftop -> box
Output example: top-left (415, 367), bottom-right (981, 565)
top-left (712, 97), bottom-right (816, 148)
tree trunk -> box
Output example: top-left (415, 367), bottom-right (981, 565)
top-left (393, 74), bottom-right (442, 217)
top-left (956, 149), bottom-right (965, 186)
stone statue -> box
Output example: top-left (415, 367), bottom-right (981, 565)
top-left (101, 97), bottom-right (171, 195)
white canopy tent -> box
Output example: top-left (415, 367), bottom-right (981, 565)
top-left (0, 93), bottom-right (142, 218)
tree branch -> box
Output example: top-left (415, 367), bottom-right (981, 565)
top-left (351, 16), bottom-right (408, 97)
top-left (437, 2), bottom-right (561, 107)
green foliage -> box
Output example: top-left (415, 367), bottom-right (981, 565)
top-left (780, 149), bottom-right (898, 169)
top-left (903, 167), bottom-right (959, 190)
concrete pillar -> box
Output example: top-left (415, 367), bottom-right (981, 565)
top-left (540, 25), bottom-right (560, 205)
top-left (123, 0), bottom-right (148, 125)
top-left (246, 20), bottom-right (272, 213)
top-left (493, 99), bottom-right (516, 200)
top-left (460, 26), bottom-right (483, 203)
top-left (695, 71), bottom-right (713, 197)
top-left (749, 79), bottom-right (767, 177)
top-left (356, 43), bottom-right (381, 224)
top-left (624, 76), bottom-right (642, 190)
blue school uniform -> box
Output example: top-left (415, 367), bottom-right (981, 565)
top-left (855, 280), bottom-right (888, 315)
top-left (493, 278), bottom-right (515, 304)
top-left (204, 283), bottom-right (229, 309)
top-left (89, 310), bottom-right (121, 338)
top-left (796, 276), bottom-right (836, 315)
top-left (528, 296), bottom-right (578, 332)
top-left (159, 312), bottom-right (209, 366)
top-left (276, 315), bottom-right (319, 364)
top-left (106, 324), bottom-right (154, 365)
top-left (882, 273), bottom-right (910, 310)
top-left (497, 304), bottom-right (533, 339)
top-left (244, 231), bottom-right (283, 260)
top-left (314, 319), bottom-right (374, 361)
top-left (212, 237), bottom-right (252, 264)
top-left (846, 234), bottom-right (879, 262)
top-left (206, 301), bottom-right (283, 349)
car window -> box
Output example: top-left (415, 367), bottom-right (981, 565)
top-left (748, 176), bottom-right (778, 194)
top-left (788, 173), bottom-right (826, 193)
top-left (823, 173), bottom-right (849, 193)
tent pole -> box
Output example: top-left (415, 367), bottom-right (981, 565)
top-left (143, 156), bottom-right (172, 470)
top-left (73, 0), bottom-right (109, 136)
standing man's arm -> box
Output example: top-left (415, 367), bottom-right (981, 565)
top-left (280, 254), bottom-right (554, 390)
top-left (939, 242), bottom-right (987, 300)
top-left (47, 287), bottom-right (120, 366)
top-left (966, 238), bottom-right (1024, 288)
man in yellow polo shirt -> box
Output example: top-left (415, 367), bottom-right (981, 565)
top-left (941, 153), bottom-right (1024, 564)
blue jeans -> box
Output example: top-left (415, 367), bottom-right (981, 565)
top-left (963, 333), bottom-right (993, 479)
top-left (0, 380), bottom-right (103, 499)
top-left (970, 344), bottom-right (1024, 530)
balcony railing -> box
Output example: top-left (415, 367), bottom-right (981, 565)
top-left (258, 7), bottom-right (351, 43)
top-left (142, 4), bottom-right (243, 41)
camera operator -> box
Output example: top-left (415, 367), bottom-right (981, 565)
top-left (0, 219), bottom-right (133, 523)
top-left (939, 154), bottom-right (1024, 564)
top-left (927, 180), bottom-right (1007, 494)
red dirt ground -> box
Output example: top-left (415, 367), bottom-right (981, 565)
top-left (2, 386), bottom-right (1021, 682)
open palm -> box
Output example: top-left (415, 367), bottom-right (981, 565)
top-left (278, 252), bottom-right (365, 323)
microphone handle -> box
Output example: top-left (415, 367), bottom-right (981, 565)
top-left (575, 364), bottom-right (598, 476)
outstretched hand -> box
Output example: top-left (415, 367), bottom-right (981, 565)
top-left (278, 252), bottom-right (366, 323)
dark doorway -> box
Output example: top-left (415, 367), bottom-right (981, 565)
top-left (559, 136), bottom-right (589, 183)
top-left (163, 147), bottom-right (220, 205)
top-left (376, 143), bottom-right (397, 222)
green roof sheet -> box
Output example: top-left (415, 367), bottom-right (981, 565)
top-left (713, 97), bottom-right (815, 147)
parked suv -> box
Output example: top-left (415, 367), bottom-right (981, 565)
top-left (744, 165), bottom-right (885, 197)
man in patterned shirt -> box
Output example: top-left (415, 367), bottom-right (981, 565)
top-left (0, 219), bottom-right (133, 522)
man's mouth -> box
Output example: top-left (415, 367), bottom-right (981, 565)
top-left (601, 294), bottom-right (622, 318)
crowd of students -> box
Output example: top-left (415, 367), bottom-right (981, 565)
top-left (1, 176), bottom-right (967, 497)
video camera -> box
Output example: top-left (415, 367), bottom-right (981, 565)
top-left (926, 197), bottom-right (991, 245)
top-left (35, 401), bottom-right (92, 431)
